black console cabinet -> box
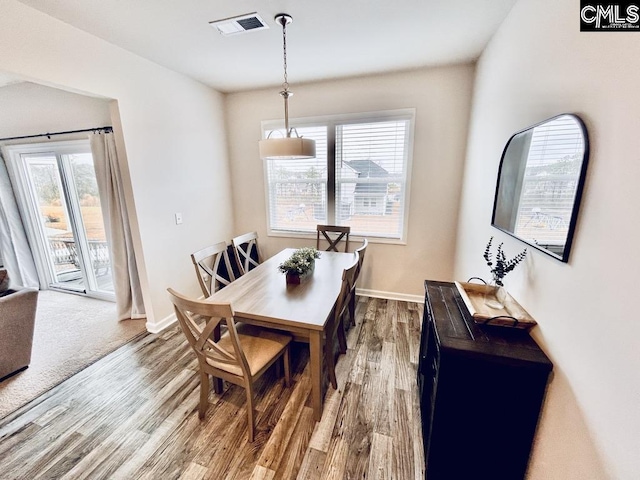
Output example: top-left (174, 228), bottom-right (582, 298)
top-left (418, 281), bottom-right (553, 479)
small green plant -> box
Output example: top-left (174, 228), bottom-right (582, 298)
top-left (483, 237), bottom-right (527, 287)
top-left (278, 247), bottom-right (321, 275)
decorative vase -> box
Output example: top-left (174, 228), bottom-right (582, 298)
top-left (286, 272), bottom-right (302, 285)
top-left (483, 279), bottom-right (507, 310)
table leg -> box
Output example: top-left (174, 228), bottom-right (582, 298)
top-left (309, 330), bottom-right (324, 422)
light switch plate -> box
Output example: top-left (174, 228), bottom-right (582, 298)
top-left (175, 212), bottom-right (183, 225)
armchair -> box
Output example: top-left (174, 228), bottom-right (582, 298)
top-left (0, 287), bottom-right (39, 381)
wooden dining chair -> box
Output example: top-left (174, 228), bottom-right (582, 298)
top-left (316, 225), bottom-right (350, 252)
top-left (325, 252), bottom-right (359, 390)
top-left (190, 242), bottom-right (236, 297)
top-left (167, 288), bottom-right (291, 442)
top-left (232, 231), bottom-right (263, 275)
top-left (348, 238), bottom-right (368, 327)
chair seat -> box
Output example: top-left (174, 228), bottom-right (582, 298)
top-left (206, 323), bottom-right (291, 377)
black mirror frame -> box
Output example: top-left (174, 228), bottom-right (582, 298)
top-left (491, 113), bottom-right (590, 263)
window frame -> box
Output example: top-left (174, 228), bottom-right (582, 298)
top-left (262, 108), bottom-right (415, 244)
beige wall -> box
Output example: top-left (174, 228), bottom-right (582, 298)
top-left (0, 82), bottom-right (111, 139)
top-left (455, 0), bottom-right (639, 478)
top-left (0, 1), bottom-right (234, 330)
top-left (225, 65), bottom-right (474, 298)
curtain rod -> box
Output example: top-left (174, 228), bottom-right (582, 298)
top-left (0, 126), bottom-right (113, 142)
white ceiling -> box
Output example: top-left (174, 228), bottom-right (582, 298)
top-left (16, 0), bottom-right (517, 93)
top-left (0, 71), bottom-right (24, 88)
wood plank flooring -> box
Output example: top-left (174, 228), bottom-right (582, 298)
top-left (0, 297), bottom-right (425, 479)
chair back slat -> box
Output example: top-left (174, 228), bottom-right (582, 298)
top-left (167, 288), bottom-right (250, 374)
top-left (191, 242), bottom-right (236, 297)
top-left (344, 238), bottom-right (369, 327)
top-left (316, 225), bottom-right (351, 252)
top-left (353, 238), bottom-right (368, 282)
top-left (232, 232), bottom-right (263, 275)
top-left (326, 252), bottom-right (359, 345)
top-left (335, 252), bottom-right (359, 322)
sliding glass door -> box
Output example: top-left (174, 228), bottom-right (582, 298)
top-left (7, 141), bottom-right (114, 299)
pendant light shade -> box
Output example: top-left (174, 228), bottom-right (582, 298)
top-left (259, 14), bottom-right (316, 160)
top-left (259, 137), bottom-right (316, 159)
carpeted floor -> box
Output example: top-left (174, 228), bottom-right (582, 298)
top-left (0, 290), bottom-right (147, 419)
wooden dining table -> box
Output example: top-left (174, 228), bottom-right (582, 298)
top-left (208, 248), bottom-right (356, 421)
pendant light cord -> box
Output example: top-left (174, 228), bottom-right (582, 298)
top-left (277, 15), bottom-right (292, 137)
top-left (282, 19), bottom-right (289, 93)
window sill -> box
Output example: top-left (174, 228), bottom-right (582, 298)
top-left (267, 230), bottom-right (407, 246)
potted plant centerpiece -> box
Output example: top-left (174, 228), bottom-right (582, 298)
top-left (483, 237), bottom-right (527, 309)
top-left (278, 247), bottom-right (321, 285)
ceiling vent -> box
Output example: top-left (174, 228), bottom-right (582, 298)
top-left (209, 12), bottom-right (269, 36)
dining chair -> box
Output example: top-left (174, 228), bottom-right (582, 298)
top-left (325, 252), bottom-right (359, 390)
top-left (167, 288), bottom-right (291, 442)
top-left (190, 241), bottom-right (236, 297)
top-left (316, 224), bottom-right (350, 252)
top-left (348, 238), bottom-right (368, 327)
top-left (232, 231), bottom-right (263, 275)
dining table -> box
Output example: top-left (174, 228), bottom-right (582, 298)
top-left (208, 247), bottom-right (356, 421)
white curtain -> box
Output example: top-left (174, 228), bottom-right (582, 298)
top-left (0, 152), bottom-right (39, 288)
top-left (90, 132), bottom-right (145, 321)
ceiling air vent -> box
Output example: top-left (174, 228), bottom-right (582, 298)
top-left (209, 12), bottom-right (269, 36)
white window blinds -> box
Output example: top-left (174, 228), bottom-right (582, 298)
top-left (265, 126), bottom-right (327, 233)
top-left (335, 119), bottom-right (409, 238)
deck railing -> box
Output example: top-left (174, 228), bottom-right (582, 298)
top-left (48, 238), bottom-right (111, 274)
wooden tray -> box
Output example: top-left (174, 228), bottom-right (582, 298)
top-left (454, 281), bottom-right (537, 330)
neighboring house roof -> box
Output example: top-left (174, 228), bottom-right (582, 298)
top-left (345, 160), bottom-right (389, 195)
top-left (346, 160), bottom-right (389, 177)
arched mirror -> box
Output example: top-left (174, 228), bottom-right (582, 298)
top-left (491, 114), bottom-right (589, 263)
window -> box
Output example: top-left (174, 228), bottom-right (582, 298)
top-left (263, 109), bottom-right (414, 242)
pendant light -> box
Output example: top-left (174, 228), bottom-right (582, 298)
top-left (259, 14), bottom-right (316, 159)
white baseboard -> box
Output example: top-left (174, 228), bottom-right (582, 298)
top-left (356, 288), bottom-right (424, 304)
top-left (146, 294), bottom-right (205, 334)
top-left (146, 312), bottom-right (177, 334)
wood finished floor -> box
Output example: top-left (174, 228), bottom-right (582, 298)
top-left (0, 297), bottom-right (425, 479)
